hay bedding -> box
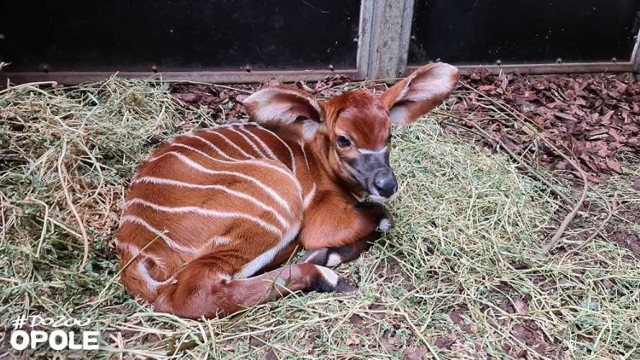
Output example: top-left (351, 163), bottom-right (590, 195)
top-left (0, 76), bottom-right (638, 359)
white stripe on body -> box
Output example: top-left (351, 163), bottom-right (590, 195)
top-left (299, 141), bottom-right (317, 209)
top-left (120, 215), bottom-right (201, 255)
top-left (182, 133), bottom-right (236, 160)
top-left (136, 261), bottom-right (174, 290)
top-left (204, 129), bottom-right (255, 159)
top-left (251, 126), bottom-right (297, 175)
top-left (115, 240), bottom-right (167, 269)
top-left (195, 126), bottom-right (302, 195)
top-left (147, 151), bottom-right (292, 213)
top-left (234, 125), bottom-right (280, 161)
top-left (226, 127), bottom-right (269, 159)
top-left (233, 223), bottom-right (301, 280)
top-left (125, 198), bottom-right (283, 236)
top-left (209, 236), bottom-right (231, 246)
top-left (133, 176), bottom-right (289, 228)
top-left (303, 183), bottom-right (316, 210)
top-left (299, 141), bottom-right (311, 171)
top-left (167, 142), bottom-right (299, 191)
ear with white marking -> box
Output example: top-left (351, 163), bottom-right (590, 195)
top-left (242, 86), bottom-right (323, 125)
top-left (380, 63), bottom-right (459, 127)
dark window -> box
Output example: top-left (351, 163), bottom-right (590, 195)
top-left (409, 0), bottom-right (640, 65)
top-left (0, 0), bottom-right (360, 72)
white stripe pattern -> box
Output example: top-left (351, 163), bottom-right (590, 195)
top-left (208, 236), bottom-right (231, 246)
top-left (252, 126), bottom-right (297, 175)
top-left (299, 141), bottom-right (311, 171)
top-left (303, 183), bottom-right (317, 209)
top-left (167, 142), bottom-right (299, 188)
top-left (233, 223), bottom-right (301, 279)
top-left (148, 151), bottom-right (292, 212)
top-left (299, 141), bottom-right (317, 208)
top-left (125, 198), bottom-right (283, 236)
top-left (235, 125), bottom-right (279, 161)
top-left (115, 240), bottom-right (167, 269)
top-left (133, 176), bottom-right (289, 228)
top-left (227, 127), bottom-right (268, 159)
top-left (205, 129), bottom-right (255, 159)
top-left (120, 215), bottom-right (201, 255)
top-left (116, 240), bottom-right (142, 257)
top-left (136, 261), bottom-right (174, 290)
top-left (183, 133), bottom-right (235, 161)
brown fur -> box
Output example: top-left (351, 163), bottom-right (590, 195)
top-left (116, 63), bottom-right (459, 319)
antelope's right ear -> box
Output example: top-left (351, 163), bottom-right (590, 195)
top-left (242, 86), bottom-right (324, 126)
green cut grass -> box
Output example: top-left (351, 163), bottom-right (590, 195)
top-left (1, 78), bottom-right (638, 359)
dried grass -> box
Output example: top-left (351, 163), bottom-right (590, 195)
top-left (1, 78), bottom-right (638, 359)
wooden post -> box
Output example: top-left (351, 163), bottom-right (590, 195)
top-left (632, 26), bottom-right (640, 72)
top-left (357, 0), bottom-right (414, 82)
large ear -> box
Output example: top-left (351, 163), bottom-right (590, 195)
top-left (380, 63), bottom-right (459, 127)
top-left (242, 86), bottom-right (323, 125)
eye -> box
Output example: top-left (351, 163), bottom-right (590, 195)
top-left (337, 135), bottom-right (352, 148)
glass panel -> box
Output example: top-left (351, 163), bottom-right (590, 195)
top-left (0, 0), bottom-right (360, 72)
top-left (409, 0), bottom-right (640, 65)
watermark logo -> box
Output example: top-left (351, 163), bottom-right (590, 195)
top-left (8, 314), bottom-right (99, 351)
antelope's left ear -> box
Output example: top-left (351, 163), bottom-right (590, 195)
top-left (380, 63), bottom-right (459, 127)
top-left (242, 86), bottom-right (323, 125)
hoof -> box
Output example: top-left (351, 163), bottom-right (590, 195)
top-left (312, 266), bottom-right (357, 293)
top-left (335, 277), bottom-right (358, 293)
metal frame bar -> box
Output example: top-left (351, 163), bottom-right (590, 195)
top-left (0, 69), bottom-right (360, 85)
top-left (407, 62), bottom-right (634, 77)
top-left (1, 62), bottom-right (632, 86)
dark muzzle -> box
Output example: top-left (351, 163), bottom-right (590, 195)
top-left (370, 168), bottom-right (397, 199)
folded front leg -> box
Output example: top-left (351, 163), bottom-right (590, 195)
top-left (298, 195), bottom-right (394, 267)
top-left (299, 190), bottom-right (392, 247)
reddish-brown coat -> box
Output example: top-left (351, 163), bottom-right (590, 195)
top-left (116, 63), bottom-right (459, 318)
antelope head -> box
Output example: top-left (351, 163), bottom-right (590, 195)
top-left (243, 63), bottom-right (460, 201)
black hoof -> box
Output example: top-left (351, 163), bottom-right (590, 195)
top-left (334, 277), bottom-right (358, 293)
top-left (298, 248), bottom-right (329, 265)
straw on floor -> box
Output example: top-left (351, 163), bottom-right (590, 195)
top-left (1, 78), bottom-right (638, 359)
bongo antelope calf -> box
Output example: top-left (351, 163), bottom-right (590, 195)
top-left (116, 63), bottom-right (459, 319)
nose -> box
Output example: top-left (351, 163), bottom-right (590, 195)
top-left (373, 170), bottom-right (397, 198)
